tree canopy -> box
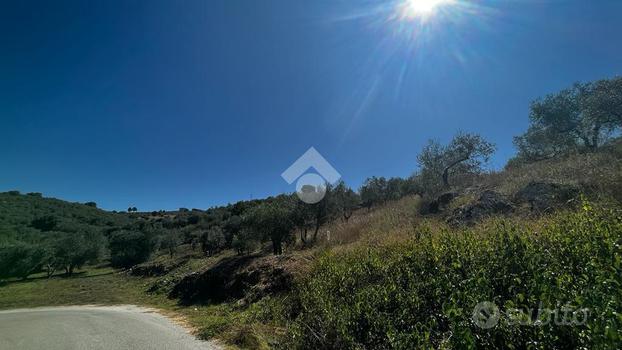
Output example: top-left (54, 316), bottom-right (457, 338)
top-left (417, 132), bottom-right (495, 190)
top-left (515, 77), bottom-right (622, 161)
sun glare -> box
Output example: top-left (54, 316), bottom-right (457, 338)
top-left (401, 0), bottom-right (452, 19)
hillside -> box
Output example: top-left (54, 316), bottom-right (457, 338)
top-left (65, 143), bottom-right (622, 349)
top-left (0, 191), bottom-right (131, 243)
top-left (1, 138), bottom-right (622, 348)
top-left (1, 74), bottom-right (622, 348)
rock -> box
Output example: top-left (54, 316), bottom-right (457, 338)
top-left (514, 182), bottom-right (579, 212)
top-left (448, 190), bottom-right (513, 225)
top-left (427, 192), bottom-right (459, 214)
top-left (438, 192), bottom-right (459, 206)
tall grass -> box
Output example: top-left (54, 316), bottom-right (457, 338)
top-left (286, 203), bottom-right (622, 349)
top-left (487, 148), bottom-right (622, 201)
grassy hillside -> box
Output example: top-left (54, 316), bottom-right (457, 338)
top-left (1, 140), bottom-right (621, 348)
top-left (0, 191), bottom-right (130, 243)
top-left (144, 146), bottom-right (621, 349)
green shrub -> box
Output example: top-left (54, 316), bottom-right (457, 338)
top-left (0, 242), bottom-right (45, 280)
top-left (50, 230), bottom-right (103, 275)
top-left (108, 230), bottom-right (156, 268)
top-left (289, 205), bottom-right (622, 349)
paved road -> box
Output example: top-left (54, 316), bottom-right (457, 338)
top-left (0, 306), bottom-right (220, 350)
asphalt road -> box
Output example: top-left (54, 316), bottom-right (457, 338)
top-left (0, 306), bottom-right (221, 350)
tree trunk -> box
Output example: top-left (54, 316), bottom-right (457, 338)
top-left (590, 122), bottom-right (601, 150)
top-left (46, 264), bottom-right (56, 278)
top-left (313, 222), bottom-right (320, 242)
top-left (272, 239), bottom-right (282, 255)
top-left (442, 168), bottom-right (450, 187)
top-left (442, 156), bottom-right (469, 187)
top-left (343, 210), bottom-right (352, 222)
top-left (300, 228), bottom-right (307, 245)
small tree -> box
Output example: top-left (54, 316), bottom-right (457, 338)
top-left (360, 177), bottom-right (387, 209)
top-left (108, 230), bottom-right (155, 268)
top-left (386, 177), bottom-right (406, 201)
top-left (223, 215), bottom-right (242, 247)
top-left (201, 226), bottom-right (224, 256)
top-left (52, 230), bottom-right (103, 276)
top-left (0, 242), bottom-right (45, 280)
top-left (417, 132), bottom-right (495, 189)
top-left (291, 198), bottom-right (314, 245)
top-left (160, 231), bottom-right (180, 258)
top-left (309, 184), bottom-right (335, 242)
top-left (246, 197), bottom-right (295, 255)
top-left (332, 181), bottom-right (359, 222)
top-left (231, 229), bottom-right (259, 255)
top-left (41, 242), bottom-right (57, 278)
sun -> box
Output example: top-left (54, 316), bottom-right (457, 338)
top-left (401, 0), bottom-right (452, 19)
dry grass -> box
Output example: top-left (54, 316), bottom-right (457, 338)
top-left (314, 195), bottom-right (422, 249)
top-left (484, 150), bottom-right (622, 200)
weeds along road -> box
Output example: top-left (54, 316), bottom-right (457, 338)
top-left (0, 305), bottom-right (221, 350)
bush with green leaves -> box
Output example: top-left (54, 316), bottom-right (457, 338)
top-left (244, 196), bottom-right (296, 255)
top-left (50, 230), bottom-right (103, 275)
top-left (0, 242), bottom-right (45, 280)
top-left (201, 226), bottom-right (225, 256)
top-left (231, 230), bottom-right (259, 255)
top-left (288, 204), bottom-right (622, 349)
top-left (108, 230), bottom-right (156, 268)
top-left (159, 231), bottom-right (180, 258)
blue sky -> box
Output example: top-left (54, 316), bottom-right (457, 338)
top-left (1, 0), bottom-right (621, 211)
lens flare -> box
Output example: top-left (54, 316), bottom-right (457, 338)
top-left (401, 0), bottom-right (452, 19)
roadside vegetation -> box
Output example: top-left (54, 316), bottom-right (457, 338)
top-left (288, 204), bottom-right (621, 349)
top-left (1, 76), bottom-right (621, 349)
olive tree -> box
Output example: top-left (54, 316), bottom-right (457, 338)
top-left (514, 77), bottom-right (622, 161)
top-left (360, 177), bottom-right (388, 209)
top-left (332, 181), bottom-right (359, 222)
top-left (160, 231), bottom-right (180, 258)
top-left (246, 196), bottom-right (296, 255)
top-left (418, 132), bottom-right (495, 189)
top-left (108, 230), bottom-right (156, 268)
top-left (51, 230), bottom-right (103, 276)
top-left (0, 242), bottom-right (45, 280)
top-left (201, 226), bottom-right (224, 256)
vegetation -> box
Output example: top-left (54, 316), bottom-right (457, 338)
top-left (1, 76), bottom-right (621, 349)
top-left (0, 242), bottom-right (44, 280)
top-left (418, 132), bottom-right (496, 189)
top-left (0, 267), bottom-right (160, 309)
top-left (0, 193), bottom-right (129, 279)
top-left (514, 77), bottom-right (622, 162)
top-left (288, 205), bottom-right (621, 349)
top-left (109, 230), bottom-right (157, 268)
top-left (49, 230), bottom-right (103, 276)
